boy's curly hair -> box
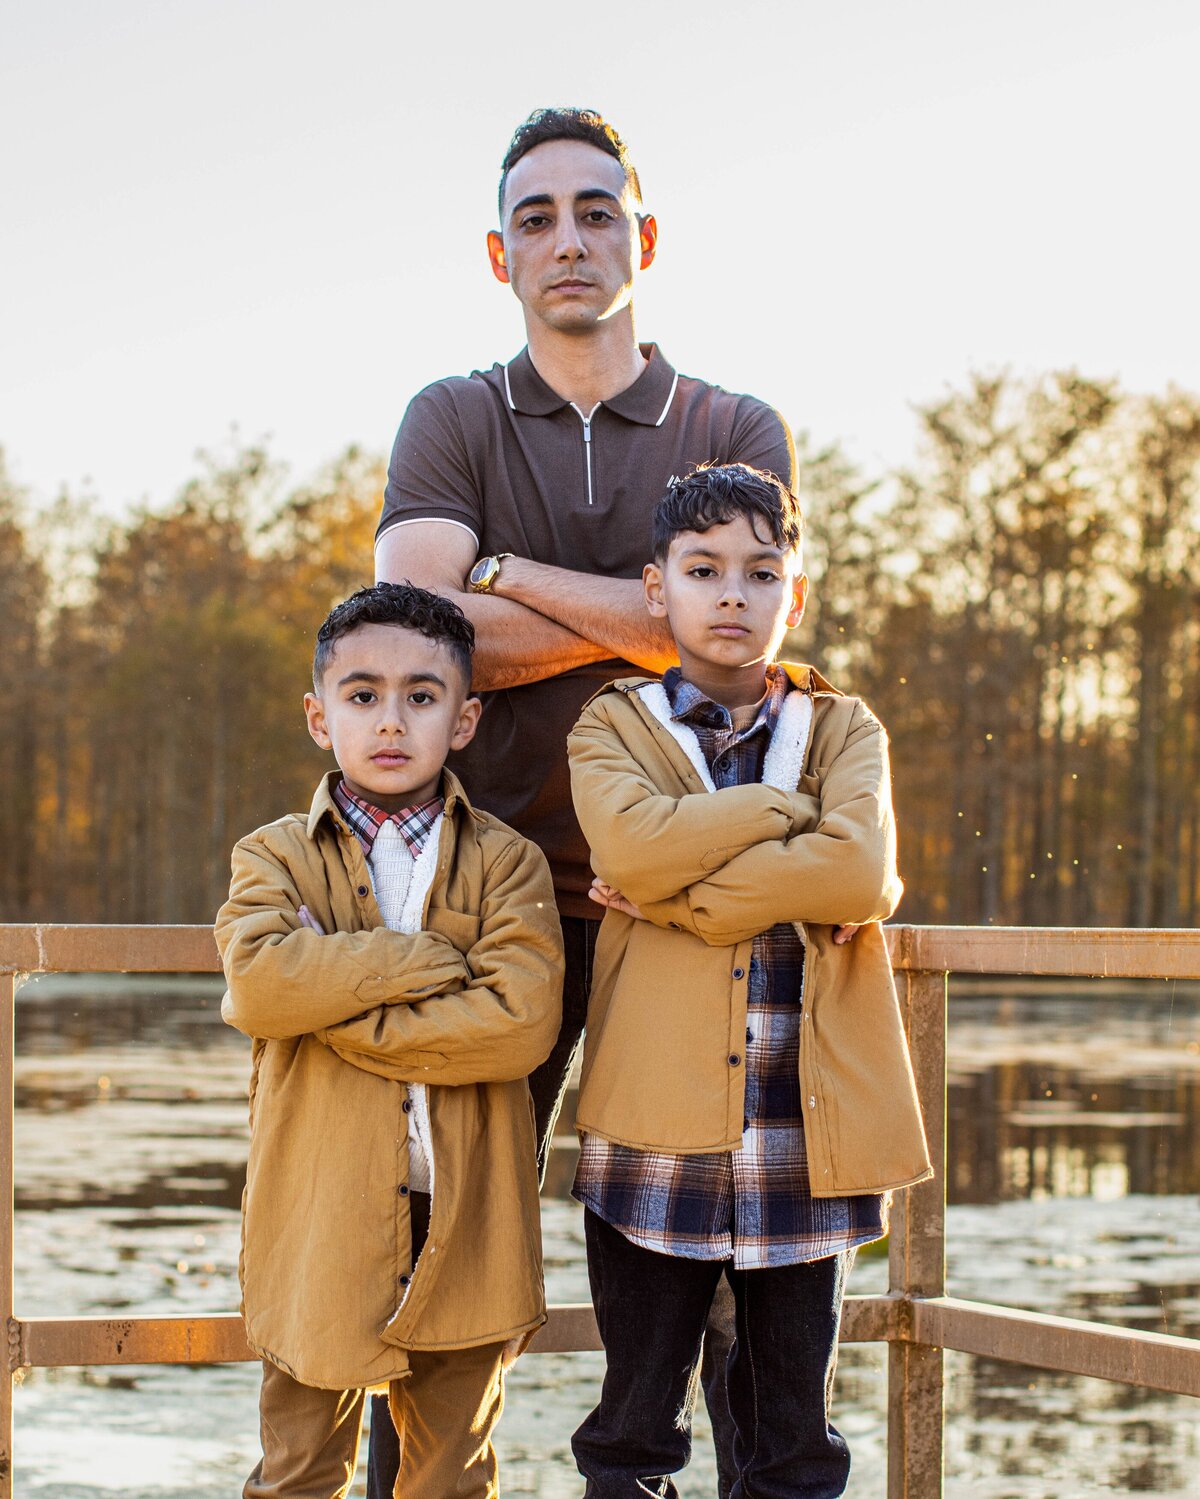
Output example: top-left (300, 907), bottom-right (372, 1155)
top-left (651, 463), bottom-right (804, 564)
top-left (313, 582), bottom-right (475, 691)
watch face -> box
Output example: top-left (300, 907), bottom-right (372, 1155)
top-left (469, 558), bottom-right (493, 588)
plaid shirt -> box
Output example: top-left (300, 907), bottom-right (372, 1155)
top-left (332, 780), bottom-right (443, 858)
top-left (574, 666), bottom-right (887, 1268)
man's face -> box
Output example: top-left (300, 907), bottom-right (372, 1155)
top-left (305, 624), bottom-right (481, 811)
top-left (644, 515), bottom-right (808, 706)
top-left (487, 139), bottom-right (656, 335)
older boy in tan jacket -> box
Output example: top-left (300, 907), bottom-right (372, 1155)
top-left (216, 583), bottom-right (563, 1499)
top-left (567, 465), bottom-right (930, 1498)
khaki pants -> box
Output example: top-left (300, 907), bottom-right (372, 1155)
top-left (245, 1344), bottom-right (507, 1499)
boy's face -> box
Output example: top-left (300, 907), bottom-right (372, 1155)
top-left (644, 514), bottom-right (808, 708)
top-left (304, 624), bottom-right (481, 811)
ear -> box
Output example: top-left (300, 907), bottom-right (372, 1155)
top-left (451, 695), bottom-right (483, 752)
top-left (787, 573), bottom-right (809, 630)
top-left (486, 230), bottom-right (510, 285)
top-left (304, 692), bottom-right (333, 752)
top-left (637, 213), bottom-right (658, 271)
top-left (643, 561), bottom-right (668, 617)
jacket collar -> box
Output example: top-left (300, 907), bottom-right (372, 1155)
top-left (602, 660), bottom-right (843, 704)
top-left (502, 343), bottom-right (680, 426)
top-left (305, 767), bottom-right (476, 841)
top-left (635, 675), bottom-right (814, 794)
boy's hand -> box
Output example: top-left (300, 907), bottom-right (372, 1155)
top-left (588, 878), bottom-right (645, 922)
top-left (833, 924), bottom-right (862, 944)
top-left (297, 905), bottom-right (327, 935)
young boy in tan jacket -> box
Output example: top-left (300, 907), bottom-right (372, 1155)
top-left (567, 464), bottom-right (930, 1498)
top-left (216, 583), bottom-right (563, 1499)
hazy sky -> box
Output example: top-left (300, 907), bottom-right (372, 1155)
top-left (4, 0), bottom-right (1198, 517)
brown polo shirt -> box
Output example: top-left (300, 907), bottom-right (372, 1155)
top-left (377, 343), bottom-right (795, 916)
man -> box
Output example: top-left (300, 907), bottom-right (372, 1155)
top-left (371, 107), bottom-right (795, 1498)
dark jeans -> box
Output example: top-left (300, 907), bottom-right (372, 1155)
top-left (529, 913), bottom-right (596, 1179)
top-left (574, 1210), bottom-right (852, 1499)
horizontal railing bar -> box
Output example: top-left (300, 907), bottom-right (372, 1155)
top-left (4, 924), bottom-right (1200, 980)
top-left (10, 1296), bottom-right (901, 1371)
top-left (0, 925), bottom-right (220, 976)
top-left (33, 1293), bottom-right (1193, 1381)
top-left (909, 1296), bottom-right (1200, 1397)
top-left (17, 1314), bottom-right (253, 1368)
top-left (891, 926), bottom-right (1200, 980)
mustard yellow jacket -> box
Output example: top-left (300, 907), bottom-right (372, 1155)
top-left (215, 771), bottom-right (563, 1390)
top-left (567, 665), bottom-right (931, 1197)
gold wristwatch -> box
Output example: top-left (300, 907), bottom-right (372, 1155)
top-left (468, 553), bottom-right (514, 594)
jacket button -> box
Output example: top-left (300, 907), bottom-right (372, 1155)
top-left (397, 1185), bottom-right (409, 1197)
top-left (402, 1100), bottom-right (413, 1114)
top-left (357, 884), bottom-right (369, 897)
top-left (729, 1054), bottom-right (741, 1066)
top-left (399, 1273), bottom-right (410, 1287)
top-left (732, 967), bottom-right (745, 980)
top-left (809, 1095), bottom-right (817, 1109)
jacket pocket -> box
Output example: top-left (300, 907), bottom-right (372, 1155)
top-left (431, 909), bottom-right (482, 954)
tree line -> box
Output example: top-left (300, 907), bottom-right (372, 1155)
top-left (2, 369), bottom-right (1198, 928)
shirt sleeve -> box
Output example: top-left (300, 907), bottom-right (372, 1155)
top-left (376, 380), bottom-right (485, 548)
top-left (727, 398), bottom-right (797, 489)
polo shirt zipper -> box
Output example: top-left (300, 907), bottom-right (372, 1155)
top-left (571, 402), bottom-right (601, 505)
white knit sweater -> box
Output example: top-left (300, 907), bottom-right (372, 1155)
top-left (365, 819), bottom-right (444, 1195)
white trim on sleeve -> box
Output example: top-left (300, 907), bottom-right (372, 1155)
top-left (374, 516), bottom-right (481, 554)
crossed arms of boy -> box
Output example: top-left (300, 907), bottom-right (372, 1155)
top-left (217, 834), bottom-right (563, 1085)
top-left (568, 698), bottom-right (902, 944)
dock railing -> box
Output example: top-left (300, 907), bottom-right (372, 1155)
top-left (2, 923), bottom-right (1199, 1495)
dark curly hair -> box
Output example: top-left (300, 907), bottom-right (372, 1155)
top-left (498, 107), bottom-right (642, 216)
top-left (313, 583), bottom-right (475, 692)
top-left (651, 463), bottom-right (804, 565)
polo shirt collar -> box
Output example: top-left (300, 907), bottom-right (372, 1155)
top-left (503, 343), bottom-right (680, 427)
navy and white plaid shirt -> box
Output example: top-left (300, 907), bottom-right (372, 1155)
top-left (574, 665), bottom-right (887, 1269)
top-left (332, 780), bottom-right (444, 858)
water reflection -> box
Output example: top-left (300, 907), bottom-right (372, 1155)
top-left (948, 983), bottom-right (1200, 1207)
top-left (9, 972), bottom-right (1200, 1495)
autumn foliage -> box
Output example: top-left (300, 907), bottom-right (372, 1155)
top-left (2, 371), bottom-right (1198, 927)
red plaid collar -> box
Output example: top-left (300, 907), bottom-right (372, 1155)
top-left (332, 779), bottom-right (444, 858)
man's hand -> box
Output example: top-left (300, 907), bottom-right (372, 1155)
top-left (833, 924), bottom-right (862, 944)
top-left (297, 905), bottom-right (327, 935)
top-left (588, 878), bottom-right (646, 922)
top-left (376, 522), bottom-right (608, 690)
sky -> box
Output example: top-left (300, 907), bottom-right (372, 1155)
top-left (3, 0), bottom-right (1199, 518)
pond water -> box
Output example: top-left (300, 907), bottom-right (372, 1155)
top-left (9, 974), bottom-right (1200, 1496)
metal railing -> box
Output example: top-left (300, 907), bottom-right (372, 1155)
top-left (2, 923), bottom-right (1199, 1496)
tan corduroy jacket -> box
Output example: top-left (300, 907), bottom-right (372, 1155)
top-left (215, 771), bottom-right (563, 1390)
top-left (567, 665), bottom-right (931, 1198)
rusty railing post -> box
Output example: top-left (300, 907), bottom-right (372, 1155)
top-left (1, 973), bottom-right (15, 1499)
top-left (887, 967), bottom-right (947, 1498)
